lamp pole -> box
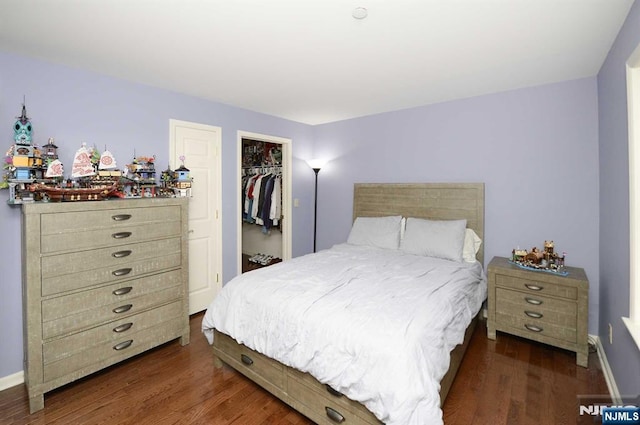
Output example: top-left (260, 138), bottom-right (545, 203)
top-left (312, 167), bottom-right (320, 252)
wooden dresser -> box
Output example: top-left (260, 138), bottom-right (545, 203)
top-left (21, 198), bottom-right (190, 413)
top-left (487, 256), bottom-right (589, 367)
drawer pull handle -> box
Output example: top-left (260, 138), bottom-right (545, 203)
top-left (325, 407), bottom-right (345, 423)
top-left (112, 231), bottom-right (132, 239)
top-left (326, 385), bottom-right (343, 398)
top-left (113, 340), bottom-right (133, 351)
top-left (112, 268), bottom-right (132, 277)
top-left (240, 354), bottom-right (253, 366)
top-left (524, 324), bottom-right (543, 333)
top-left (525, 284), bottom-right (543, 291)
top-left (112, 250), bottom-right (132, 258)
top-left (112, 286), bottom-right (133, 296)
top-left (113, 322), bottom-right (133, 333)
top-left (525, 311), bottom-right (543, 319)
top-left (113, 304), bottom-right (133, 314)
top-left (112, 214), bottom-right (132, 221)
top-left (525, 297), bottom-right (543, 306)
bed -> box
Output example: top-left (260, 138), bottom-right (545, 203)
top-left (202, 183), bottom-right (485, 425)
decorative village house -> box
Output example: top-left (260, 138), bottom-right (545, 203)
top-left (3, 103), bottom-right (193, 203)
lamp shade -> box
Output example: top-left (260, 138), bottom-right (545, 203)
top-left (306, 158), bottom-right (327, 171)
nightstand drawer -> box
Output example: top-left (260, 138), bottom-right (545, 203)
top-left (495, 288), bottom-right (577, 328)
top-left (495, 274), bottom-right (577, 300)
top-left (495, 312), bottom-right (577, 343)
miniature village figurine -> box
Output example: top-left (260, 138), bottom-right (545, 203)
top-left (2, 102), bottom-right (60, 203)
top-left (511, 240), bottom-right (567, 273)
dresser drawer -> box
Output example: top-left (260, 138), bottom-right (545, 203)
top-left (42, 251), bottom-right (182, 296)
top-left (44, 301), bottom-right (183, 365)
top-left (288, 369), bottom-right (381, 424)
top-left (42, 270), bottom-right (183, 339)
top-left (42, 237), bottom-right (180, 277)
top-left (213, 331), bottom-right (285, 391)
top-left (495, 288), bottom-right (577, 328)
top-left (41, 205), bottom-right (181, 234)
top-left (43, 310), bottom-right (185, 382)
top-left (495, 274), bottom-right (577, 300)
top-left (41, 221), bottom-right (182, 254)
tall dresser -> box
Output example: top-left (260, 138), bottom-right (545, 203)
top-left (21, 198), bottom-right (190, 413)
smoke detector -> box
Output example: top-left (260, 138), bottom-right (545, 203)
top-left (352, 7), bottom-right (368, 20)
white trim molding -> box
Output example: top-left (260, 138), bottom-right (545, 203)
top-left (627, 39), bottom-right (640, 352)
top-left (0, 370), bottom-right (24, 392)
top-left (236, 131), bottom-right (292, 276)
top-left (591, 334), bottom-right (622, 404)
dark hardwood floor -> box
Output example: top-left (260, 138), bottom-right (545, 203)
top-left (0, 313), bottom-right (609, 425)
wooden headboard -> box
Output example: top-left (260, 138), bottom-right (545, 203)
top-left (353, 183), bottom-right (485, 263)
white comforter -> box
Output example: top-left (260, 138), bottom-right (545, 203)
top-left (202, 244), bottom-right (486, 425)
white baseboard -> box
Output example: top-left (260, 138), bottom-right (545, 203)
top-left (0, 370), bottom-right (24, 392)
top-left (590, 334), bottom-right (622, 404)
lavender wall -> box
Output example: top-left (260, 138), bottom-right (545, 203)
top-left (0, 51), bottom-right (316, 379)
top-left (313, 78), bottom-right (600, 330)
top-left (598, 0), bottom-right (640, 398)
top-left (2, 26), bottom-right (634, 398)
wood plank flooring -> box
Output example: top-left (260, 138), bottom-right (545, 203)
top-left (0, 313), bottom-right (609, 425)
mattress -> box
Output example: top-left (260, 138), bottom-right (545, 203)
top-left (202, 243), bottom-right (486, 425)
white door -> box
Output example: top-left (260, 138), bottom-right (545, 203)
top-left (170, 119), bottom-right (222, 314)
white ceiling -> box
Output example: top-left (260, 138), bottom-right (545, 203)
top-left (0, 0), bottom-right (634, 125)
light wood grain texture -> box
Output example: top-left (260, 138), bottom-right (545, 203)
top-left (0, 313), bottom-right (609, 425)
top-left (21, 198), bottom-right (191, 413)
top-left (353, 183), bottom-right (485, 262)
top-left (487, 256), bottom-right (589, 367)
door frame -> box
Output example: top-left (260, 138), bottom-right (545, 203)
top-left (237, 130), bottom-right (292, 274)
top-left (170, 119), bottom-right (223, 313)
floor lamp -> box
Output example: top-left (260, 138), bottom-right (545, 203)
top-left (307, 159), bottom-right (326, 253)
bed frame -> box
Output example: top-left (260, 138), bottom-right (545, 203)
top-left (212, 183), bottom-right (485, 424)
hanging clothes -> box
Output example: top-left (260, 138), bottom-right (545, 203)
top-left (241, 168), bottom-right (282, 232)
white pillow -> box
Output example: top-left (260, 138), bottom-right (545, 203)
top-left (462, 229), bottom-right (482, 263)
top-left (400, 218), bottom-right (467, 262)
top-left (347, 215), bottom-right (403, 250)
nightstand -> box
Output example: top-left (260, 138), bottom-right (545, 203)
top-left (487, 256), bottom-right (589, 367)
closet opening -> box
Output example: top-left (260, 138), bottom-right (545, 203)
top-left (237, 132), bottom-right (292, 275)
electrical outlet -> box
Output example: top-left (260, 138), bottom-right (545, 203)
top-left (609, 323), bottom-right (613, 344)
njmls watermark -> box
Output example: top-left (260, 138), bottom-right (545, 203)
top-left (578, 395), bottom-right (640, 424)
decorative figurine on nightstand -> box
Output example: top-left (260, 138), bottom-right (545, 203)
top-left (510, 240), bottom-right (568, 276)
